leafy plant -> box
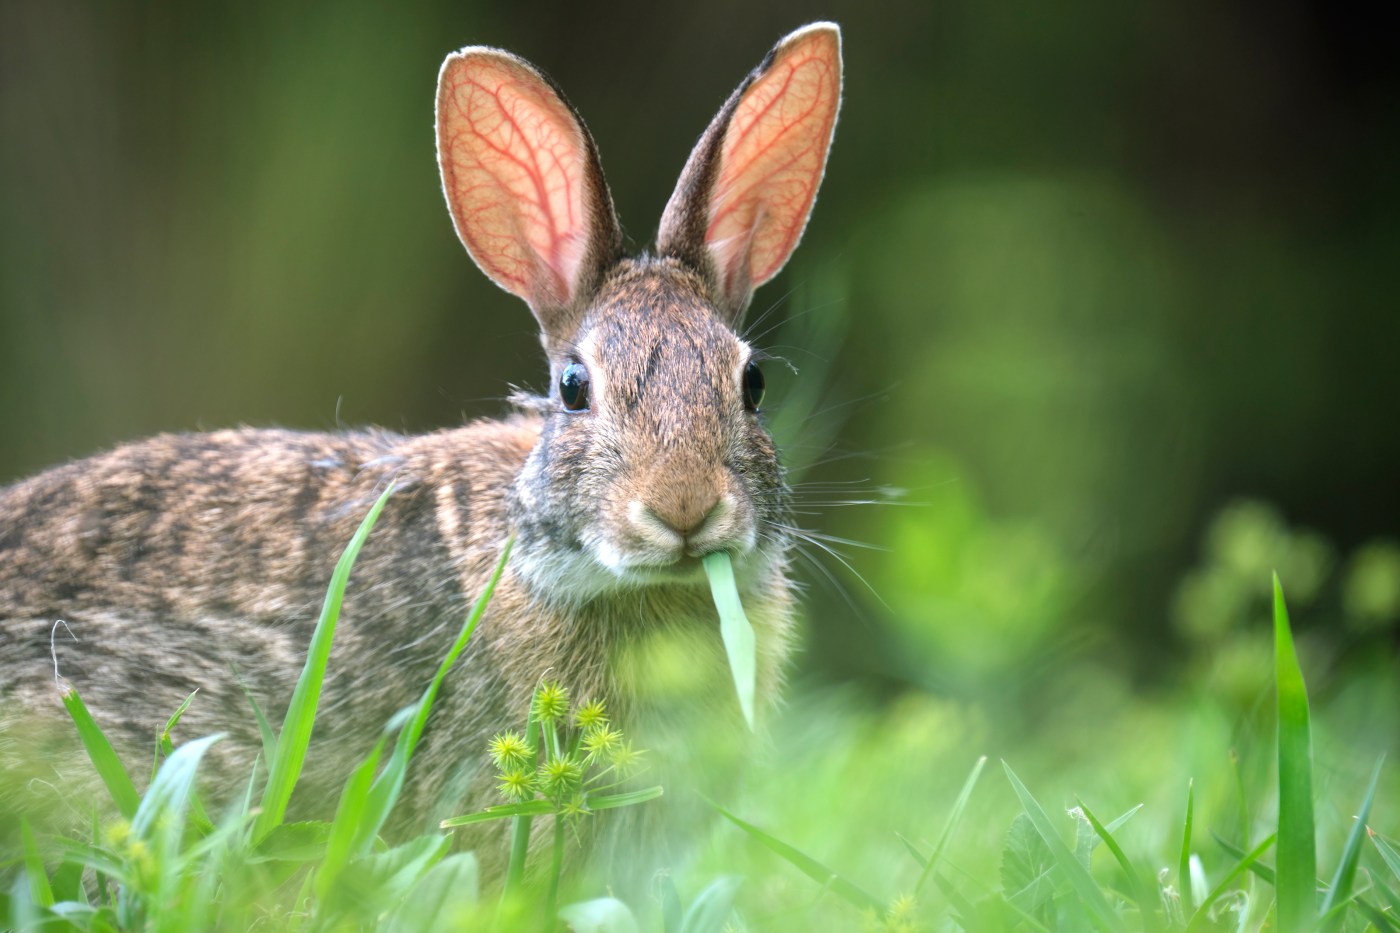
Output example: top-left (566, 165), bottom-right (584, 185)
top-left (699, 577), bottom-right (1396, 932)
top-left (439, 682), bottom-right (663, 918)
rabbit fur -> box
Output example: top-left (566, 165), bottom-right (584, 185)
top-left (0, 23), bottom-right (843, 871)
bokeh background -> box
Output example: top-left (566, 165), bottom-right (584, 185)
top-left (3, 0), bottom-right (1399, 897)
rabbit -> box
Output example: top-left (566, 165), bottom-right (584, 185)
top-left (0, 22), bottom-right (843, 877)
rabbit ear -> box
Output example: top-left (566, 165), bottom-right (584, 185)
top-left (658, 23), bottom-right (842, 324)
top-left (437, 48), bottom-right (622, 334)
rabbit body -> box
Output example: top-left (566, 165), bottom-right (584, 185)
top-left (0, 22), bottom-right (842, 864)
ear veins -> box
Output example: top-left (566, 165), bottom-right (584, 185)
top-left (706, 31), bottom-right (840, 289)
top-left (439, 55), bottom-right (586, 305)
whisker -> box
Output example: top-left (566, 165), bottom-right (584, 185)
top-left (785, 539), bottom-right (868, 618)
top-left (774, 524), bottom-right (887, 553)
top-left (774, 523), bottom-right (889, 610)
top-left (749, 295), bottom-right (846, 345)
top-left (741, 285), bottom-right (799, 341)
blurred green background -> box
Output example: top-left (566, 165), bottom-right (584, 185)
top-left (3, 0), bottom-right (1397, 778)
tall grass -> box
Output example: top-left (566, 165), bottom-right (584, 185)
top-left (3, 495), bottom-right (1398, 930)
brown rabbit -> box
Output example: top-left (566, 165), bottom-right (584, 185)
top-left (0, 23), bottom-right (842, 871)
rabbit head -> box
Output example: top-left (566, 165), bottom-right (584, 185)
top-left (435, 24), bottom-right (842, 603)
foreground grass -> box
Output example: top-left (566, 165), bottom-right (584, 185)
top-left (3, 494), bottom-right (1398, 931)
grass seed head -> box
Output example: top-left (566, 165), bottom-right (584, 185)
top-left (496, 768), bottom-right (536, 802)
top-left (488, 729), bottom-right (535, 770)
top-left (581, 725), bottom-right (623, 763)
top-left (540, 755), bottom-right (584, 797)
top-left (532, 681), bottom-right (570, 723)
top-left (608, 739), bottom-right (645, 776)
top-left (573, 698), bottom-right (608, 731)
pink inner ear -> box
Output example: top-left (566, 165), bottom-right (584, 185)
top-left (706, 28), bottom-right (841, 296)
top-left (439, 53), bottom-right (589, 307)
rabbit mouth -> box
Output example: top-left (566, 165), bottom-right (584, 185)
top-left (625, 555), bottom-right (709, 584)
top-left (592, 542), bottom-right (710, 581)
top-left (591, 536), bottom-right (754, 587)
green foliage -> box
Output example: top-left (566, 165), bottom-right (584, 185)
top-left (1172, 501), bottom-right (1400, 717)
top-left (59, 686), bottom-right (143, 823)
top-left (1273, 578), bottom-right (1317, 932)
top-left (690, 577), bottom-right (1397, 933)
top-left (441, 684), bottom-right (663, 915)
top-left (5, 492), bottom-right (1399, 932)
top-left (4, 491), bottom-right (517, 931)
top-left (703, 550), bottom-right (758, 731)
top-left (255, 483), bottom-right (395, 840)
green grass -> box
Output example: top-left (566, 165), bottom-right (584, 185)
top-left (3, 498), bottom-right (1399, 931)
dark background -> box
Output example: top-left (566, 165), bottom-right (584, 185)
top-left (3, 0), bottom-right (1397, 711)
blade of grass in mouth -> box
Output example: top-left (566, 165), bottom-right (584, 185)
top-left (702, 551), bottom-right (756, 731)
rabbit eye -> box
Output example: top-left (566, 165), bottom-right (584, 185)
top-left (742, 360), bottom-right (765, 411)
top-left (559, 362), bottom-right (590, 412)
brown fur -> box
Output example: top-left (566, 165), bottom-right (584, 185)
top-left (0, 23), bottom-right (842, 880)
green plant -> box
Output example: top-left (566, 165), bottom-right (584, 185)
top-left (439, 682), bottom-right (663, 918)
top-left (698, 578), bottom-right (1396, 932)
top-left (2, 486), bottom-right (513, 930)
top-left (4, 487), bottom-right (1398, 932)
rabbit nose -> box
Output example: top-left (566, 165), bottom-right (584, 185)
top-left (646, 491), bottom-right (722, 538)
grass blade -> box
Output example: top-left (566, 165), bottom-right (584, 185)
top-left (440, 800), bottom-right (556, 828)
top-left (1371, 828), bottom-right (1400, 883)
top-left (315, 736), bottom-right (385, 899)
top-left (1077, 798), bottom-right (1161, 933)
top-left (1320, 755), bottom-right (1384, 923)
top-left (708, 797), bottom-right (882, 912)
top-left (504, 710), bottom-right (541, 897)
top-left (156, 690), bottom-right (198, 757)
top-left (1002, 762), bottom-right (1124, 933)
top-left (1353, 899), bottom-right (1400, 933)
top-left (358, 538), bottom-right (513, 852)
top-left (20, 819), bottom-right (53, 909)
top-left (896, 833), bottom-right (929, 866)
top-left (133, 733), bottom-right (221, 839)
top-left (1207, 825), bottom-right (1400, 929)
top-left (1178, 779), bottom-right (1194, 905)
top-left (152, 689), bottom-right (199, 782)
top-left (1212, 832), bottom-right (1274, 884)
top-left (254, 483), bottom-right (394, 840)
top-left (702, 551), bottom-right (756, 730)
top-left (915, 756), bottom-right (987, 896)
top-left (238, 676), bottom-right (278, 766)
top-left (1273, 574), bottom-right (1317, 933)
top-left (1184, 833), bottom-right (1276, 933)
top-left (1102, 803), bottom-right (1144, 836)
top-left (60, 686), bottom-right (141, 820)
top-left (586, 786), bottom-right (664, 811)
top-left (151, 689), bottom-right (216, 836)
top-left (1370, 866), bottom-right (1400, 914)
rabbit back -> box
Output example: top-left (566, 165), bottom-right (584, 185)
top-left (0, 422), bottom-right (534, 826)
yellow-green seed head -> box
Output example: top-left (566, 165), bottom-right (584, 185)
top-left (608, 739), bottom-right (646, 776)
top-left (496, 768), bottom-right (536, 802)
top-left (103, 820), bottom-right (133, 849)
top-left (539, 755), bottom-right (584, 797)
top-left (573, 699), bottom-right (608, 731)
top-left (882, 893), bottom-right (920, 933)
top-left (532, 681), bottom-right (570, 723)
top-left (581, 725), bottom-right (623, 763)
top-left (488, 730), bottom-right (534, 770)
